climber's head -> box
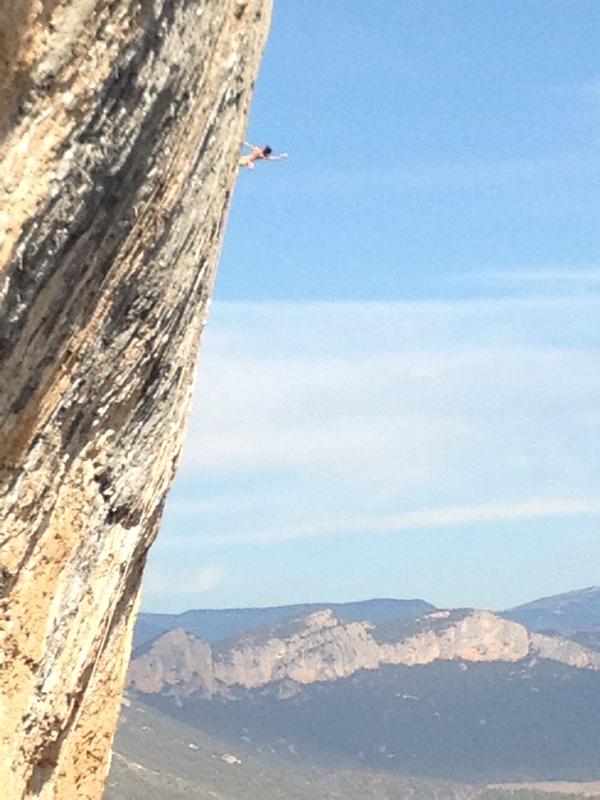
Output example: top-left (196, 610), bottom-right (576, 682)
top-left (262, 145), bottom-right (272, 157)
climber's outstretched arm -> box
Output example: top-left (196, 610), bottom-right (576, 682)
top-left (266, 153), bottom-right (288, 161)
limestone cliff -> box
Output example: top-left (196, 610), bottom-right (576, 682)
top-left (0, 1), bottom-right (272, 797)
top-left (127, 609), bottom-right (600, 698)
top-left (128, 628), bottom-right (215, 697)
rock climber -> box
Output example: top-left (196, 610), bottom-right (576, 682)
top-left (239, 140), bottom-right (287, 170)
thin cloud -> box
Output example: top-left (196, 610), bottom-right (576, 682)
top-left (147, 296), bottom-right (600, 586)
top-left (477, 268), bottom-right (600, 286)
top-left (165, 498), bottom-right (600, 548)
top-left (281, 152), bottom-right (600, 197)
top-left (186, 565), bottom-right (223, 593)
top-left (558, 79), bottom-right (600, 104)
top-left (184, 345), bottom-right (600, 474)
top-left (143, 564), bottom-right (224, 598)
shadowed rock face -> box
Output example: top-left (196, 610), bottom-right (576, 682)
top-left (0, 1), bottom-right (272, 797)
top-left (127, 609), bottom-right (600, 699)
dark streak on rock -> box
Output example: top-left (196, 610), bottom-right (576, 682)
top-left (0, 0), bottom-right (184, 382)
top-left (106, 503), bottom-right (142, 528)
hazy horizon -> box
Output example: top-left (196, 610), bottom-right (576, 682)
top-left (140, 583), bottom-right (599, 617)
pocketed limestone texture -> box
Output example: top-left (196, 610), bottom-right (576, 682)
top-left (0, 1), bottom-right (272, 797)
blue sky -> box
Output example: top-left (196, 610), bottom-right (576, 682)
top-left (142, 1), bottom-right (600, 613)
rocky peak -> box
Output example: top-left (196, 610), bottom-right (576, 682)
top-left (128, 629), bottom-right (215, 696)
top-left (304, 608), bottom-right (339, 628)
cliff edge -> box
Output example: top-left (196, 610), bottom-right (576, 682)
top-left (0, 1), bottom-right (272, 797)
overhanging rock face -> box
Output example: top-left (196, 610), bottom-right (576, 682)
top-left (0, 1), bottom-right (272, 797)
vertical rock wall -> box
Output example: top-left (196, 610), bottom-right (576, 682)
top-left (0, 1), bottom-right (272, 797)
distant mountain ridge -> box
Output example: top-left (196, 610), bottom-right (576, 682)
top-left (503, 587), bottom-right (600, 634)
top-left (128, 607), bottom-right (600, 699)
top-left (135, 586), bottom-right (600, 651)
top-left (134, 597), bottom-right (434, 649)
